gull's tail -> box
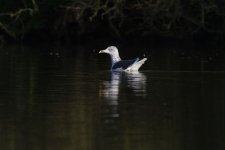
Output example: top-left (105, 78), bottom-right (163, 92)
top-left (125, 58), bottom-right (148, 71)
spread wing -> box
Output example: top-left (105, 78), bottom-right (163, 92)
top-left (111, 59), bottom-right (139, 70)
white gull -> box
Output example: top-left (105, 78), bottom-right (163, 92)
top-left (99, 46), bottom-right (147, 71)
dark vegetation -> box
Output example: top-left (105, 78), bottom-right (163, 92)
top-left (1, 0), bottom-right (225, 45)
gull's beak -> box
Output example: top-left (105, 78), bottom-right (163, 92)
top-left (99, 50), bottom-right (105, 54)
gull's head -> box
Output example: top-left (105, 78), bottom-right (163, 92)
top-left (99, 46), bottom-right (119, 56)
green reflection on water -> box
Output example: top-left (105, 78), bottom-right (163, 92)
top-left (0, 45), bottom-right (225, 150)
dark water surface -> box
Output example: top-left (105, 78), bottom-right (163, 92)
top-left (0, 45), bottom-right (225, 150)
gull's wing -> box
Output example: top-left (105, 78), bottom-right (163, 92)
top-left (125, 58), bottom-right (147, 71)
top-left (111, 59), bottom-right (139, 70)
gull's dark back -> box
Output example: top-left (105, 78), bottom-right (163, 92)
top-left (112, 59), bottom-right (138, 70)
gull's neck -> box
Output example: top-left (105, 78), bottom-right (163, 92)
top-left (110, 54), bottom-right (121, 66)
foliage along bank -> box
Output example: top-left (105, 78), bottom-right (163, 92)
top-left (1, 0), bottom-right (225, 44)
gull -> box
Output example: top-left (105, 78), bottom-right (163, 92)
top-left (99, 46), bottom-right (147, 71)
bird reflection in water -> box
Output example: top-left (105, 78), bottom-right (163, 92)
top-left (99, 71), bottom-right (147, 99)
top-left (99, 71), bottom-right (147, 124)
top-left (125, 71), bottom-right (147, 97)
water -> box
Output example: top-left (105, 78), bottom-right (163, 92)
top-left (0, 44), bottom-right (225, 150)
